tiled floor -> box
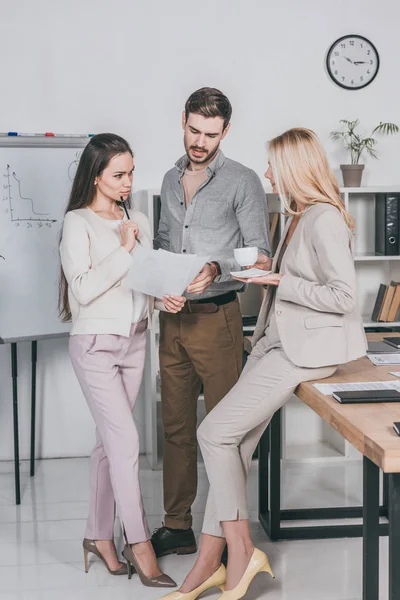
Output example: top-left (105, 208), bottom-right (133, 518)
top-left (0, 457), bottom-right (388, 599)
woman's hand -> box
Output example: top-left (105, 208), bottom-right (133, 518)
top-left (233, 273), bottom-right (283, 286)
top-left (163, 295), bottom-right (186, 313)
top-left (120, 221), bottom-right (139, 253)
top-left (246, 252), bottom-right (272, 271)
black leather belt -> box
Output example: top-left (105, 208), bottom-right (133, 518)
top-left (181, 291), bottom-right (237, 314)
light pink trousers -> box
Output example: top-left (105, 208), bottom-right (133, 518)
top-left (69, 320), bottom-right (149, 544)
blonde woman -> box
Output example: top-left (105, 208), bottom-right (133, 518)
top-left (160, 128), bottom-right (366, 600)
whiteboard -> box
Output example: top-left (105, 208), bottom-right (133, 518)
top-left (0, 142), bottom-right (87, 342)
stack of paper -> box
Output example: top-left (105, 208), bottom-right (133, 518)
top-left (367, 354), bottom-right (400, 366)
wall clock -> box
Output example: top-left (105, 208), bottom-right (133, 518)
top-left (326, 35), bottom-right (379, 90)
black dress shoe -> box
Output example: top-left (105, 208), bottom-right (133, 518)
top-left (221, 544), bottom-right (228, 567)
top-left (150, 525), bottom-right (197, 558)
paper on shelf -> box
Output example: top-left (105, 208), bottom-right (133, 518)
top-left (390, 372), bottom-right (400, 378)
top-left (313, 380), bottom-right (400, 396)
top-left (367, 354), bottom-right (400, 366)
top-left (125, 245), bottom-right (210, 298)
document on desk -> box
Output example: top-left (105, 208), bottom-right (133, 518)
top-left (313, 380), bottom-right (400, 396)
top-left (367, 354), bottom-right (400, 366)
top-left (125, 245), bottom-right (211, 298)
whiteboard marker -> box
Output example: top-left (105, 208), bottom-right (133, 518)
top-left (52, 133), bottom-right (94, 138)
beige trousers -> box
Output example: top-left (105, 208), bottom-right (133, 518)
top-left (198, 334), bottom-right (337, 537)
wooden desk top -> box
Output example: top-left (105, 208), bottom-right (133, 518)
top-left (298, 332), bottom-right (400, 473)
top-left (245, 332), bottom-right (400, 472)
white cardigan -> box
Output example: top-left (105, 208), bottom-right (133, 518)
top-left (60, 206), bottom-right (162, 336)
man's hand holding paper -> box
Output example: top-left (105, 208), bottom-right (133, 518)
top-left (186, 263), bottom-right (216, 294)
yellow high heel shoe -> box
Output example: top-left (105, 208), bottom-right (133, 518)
top-left (216, 548), bottom-right (274, 599)
top-left (159, 564), bottom-right (226, 599)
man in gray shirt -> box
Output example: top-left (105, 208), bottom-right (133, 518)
top-left (151, 87), bottom-right (271, 559)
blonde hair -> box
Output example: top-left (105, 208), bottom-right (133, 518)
top-left (269, 128), bottom-right (354, 232)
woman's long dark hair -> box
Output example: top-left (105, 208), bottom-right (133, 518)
top-left (59, 133), bottom-right (133, 322)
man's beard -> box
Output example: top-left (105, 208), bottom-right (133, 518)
top-left (184, 139), bottom-right (220, 165)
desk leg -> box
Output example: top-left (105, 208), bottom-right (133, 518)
top-left (383, 473), bottom-right (389, 518)
top-left (363, 457), bottom-right (379, 600)
top-left (389, 473), bottom-right (400, 600)
top-left (30, 341), bottom-right (37, 477)
top-left (269, 409), bottom-right (281, 540)
top-left (11, 343), bottom-right (20, 505)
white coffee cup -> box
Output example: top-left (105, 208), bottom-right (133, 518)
top-left (234, 246), bottom-right (258, 267)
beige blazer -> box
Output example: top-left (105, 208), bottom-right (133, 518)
top-left (60, 207), bottom-right (162, 336)
top-left (252, 203), bottom-right (367, 368)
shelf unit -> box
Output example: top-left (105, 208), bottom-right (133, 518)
top-left (134, 187), bottom-right (400, 469)
top-left (341, 186), bottom-right (400, 330)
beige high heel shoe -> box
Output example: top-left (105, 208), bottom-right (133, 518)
top-left (122, 543), bottom-right (176, 588)
top-left (216, 548), bottom-right (274, 599)
top-left (83, 538), bottom-right (128, 575)
top-left (159, 564), bottom-right (226, 599)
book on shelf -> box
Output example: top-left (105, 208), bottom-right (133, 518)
top-left (371, 281), bottom-right (400, 322)
top-left (371, 283), bottom-right (387, 322)
top-left (379, 281), bottom-right (397, 321)
top-left (375, 194), bottom-right (400, 256)
top-left (387, 282), bottom-right (400, 321)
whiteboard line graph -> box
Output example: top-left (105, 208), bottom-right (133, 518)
top-left (68, 150), bottom-right (82, 182)
top-left (3, 164), bottom-right (57, 226)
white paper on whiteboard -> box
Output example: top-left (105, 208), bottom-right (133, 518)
top-left (125, 245), bottom-right (210, 298)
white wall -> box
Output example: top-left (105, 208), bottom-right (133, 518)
top-left (0, 0), bottom-right (399, 459)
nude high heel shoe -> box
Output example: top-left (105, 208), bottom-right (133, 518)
top-left (82, 539), bottom-right (128, 575)
top-left (216, 548), bottom-right (274, 599)
top-left (159, 564), bottom-right (226, 599)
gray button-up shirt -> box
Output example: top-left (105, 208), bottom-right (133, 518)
top-left (154, 150), bottom-right (271, 300)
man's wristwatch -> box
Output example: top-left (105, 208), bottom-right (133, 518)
top-left (207, 261), bottom-right (221, 280)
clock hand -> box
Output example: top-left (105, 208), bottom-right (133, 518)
top-left (354, 61), bottom-right (368, 65)
top-left (344, 56), bottom-right (353, 64)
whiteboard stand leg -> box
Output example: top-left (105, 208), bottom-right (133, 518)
top-left (11, 343), bottom-right (21, 505)
top-left (30, 341), bottom-right (37, 477)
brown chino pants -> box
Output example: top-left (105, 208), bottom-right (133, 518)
top-left (159, 297), bottom-right (243, 529)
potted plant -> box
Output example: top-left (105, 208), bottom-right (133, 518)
top-left (330, 119), bottom-right (399, 187)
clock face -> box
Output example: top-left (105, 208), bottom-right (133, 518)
top-left (326, 35), bottom-right (379, 90)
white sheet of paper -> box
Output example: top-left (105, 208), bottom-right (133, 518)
top-left (230, 268), bottom-right (271, 279)
top-left (313, 380), bottom-right (400, 396)
top-left (367, 354), bottom-right (400, 366)
top-left (125, 245), bottom-right (211, 298)
top-left (390, 372), bottom-right (400, 378)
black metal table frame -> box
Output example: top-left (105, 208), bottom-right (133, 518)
top-left (258, 408), bottom-right (400, 600)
